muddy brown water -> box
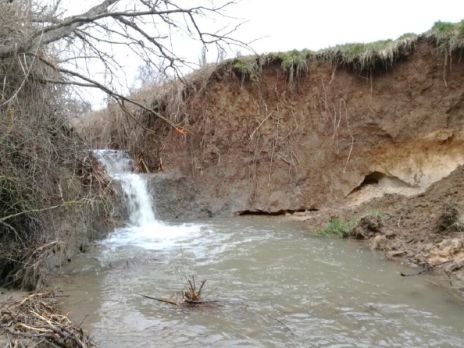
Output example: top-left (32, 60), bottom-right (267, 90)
top-left (57, 217), bottom-right (464, 348)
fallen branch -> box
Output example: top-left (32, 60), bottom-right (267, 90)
top-left (0, 291), bottom-right (93, 347)
top-left (139, 294), bottom-right (177, 306)
top-left (141, 276), bottom-right (218, 307)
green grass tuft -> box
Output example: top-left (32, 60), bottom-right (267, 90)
top-left (432, 21), bottom-right (456, 33)
top-left (397, 33), bottom-right (418, 41)
top-left (315, 217), bottom-right (358, 238)
top-left (317, 37), bottom-right (416, 71)
top-left (279, 50), bottom-right (309, 85)
top-left (427, 20), bottom-right (464, 54)
top-left (224, 56), bottom-right (261, 82)
top-left (263, 49), bottom-right (310, 85)
top-left (222, 50), bottom-right (310, 85)
top-left (315, 210), bottom-right (388, 238)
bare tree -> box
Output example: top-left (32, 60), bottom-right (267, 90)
top-left (0, 0), bottom-right (244, 128)
top-left (0, 0), bottom-right (244, 289)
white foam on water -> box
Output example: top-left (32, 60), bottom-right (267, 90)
top-left (93, 149), bottom-right (202, 250)
top-left (104, 223), bottom-right (203, 250)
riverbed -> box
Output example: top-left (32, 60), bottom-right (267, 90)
top-left (57, 216), bottom-right (464, 348)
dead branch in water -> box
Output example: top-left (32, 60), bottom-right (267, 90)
top-left (141, 276), bottom-right (218, 307)
top-left (0, 291), bottom-right (93, 347)
top-left (140, 294), bottom-right (178, 306)
top-left (184, 276), bottom-right (207, 302)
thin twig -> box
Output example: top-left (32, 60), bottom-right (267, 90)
top-left (140, 294), bottom-right (178, 306)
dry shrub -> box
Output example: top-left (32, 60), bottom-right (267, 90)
top-left (0, 1), bottom-right (113, 289)
top-left (73, 66), bottom-right (216, 170)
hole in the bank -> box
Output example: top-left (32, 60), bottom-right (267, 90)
top-left (349, 171), bottom-right (386, 194)
top-left (236, 208), bottom-right (313, 216)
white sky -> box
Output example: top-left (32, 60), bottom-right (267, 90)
top-left (231, 0), bottom-right (464, 52)
top-left (63, 0), bottom-right (464, 109)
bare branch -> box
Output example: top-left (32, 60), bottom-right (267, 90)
top-left (1, 0), bottom-right (245, 130)
top-left (36, 55), bottom-right (181, 129)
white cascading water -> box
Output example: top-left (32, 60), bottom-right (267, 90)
top-left (94, 150), bottom-right (156, 226)
top-left (93, 149), bottom-right (200, 250)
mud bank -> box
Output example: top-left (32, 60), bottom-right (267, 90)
top-left (353, 165), bottom-right (464, 297)
top-left (289, 165), bottom-right (464, 298)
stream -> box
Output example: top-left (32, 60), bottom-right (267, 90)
top-left (57, 150), bottom-right (464, 347)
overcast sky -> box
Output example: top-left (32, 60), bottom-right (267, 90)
top-left (231, 0), bottom-right (464, 52)
top-left (64, 0), bottom-right (464, 109)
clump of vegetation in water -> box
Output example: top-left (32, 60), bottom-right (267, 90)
top-left (142, 275), bottom-right (217, 308)
top-left (316, 210), bottom-right (388, 238)
top-left (182, 276), bottom-right (207, 303)
top-left (316, 217), bottom-right (358, 238)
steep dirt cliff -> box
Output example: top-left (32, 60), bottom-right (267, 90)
top-left (143, 40), bottom-right (464, 217)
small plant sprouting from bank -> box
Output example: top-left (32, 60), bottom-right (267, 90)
top-left (363, 209), bottom-right (388, 219)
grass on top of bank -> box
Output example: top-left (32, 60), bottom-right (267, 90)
top-left (220, 19), bottom-right (464, 80)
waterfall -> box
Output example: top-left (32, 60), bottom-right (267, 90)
top-left (95, 150), bottom-right (156, 227)
top-left (93, 149), bottom-right (201, 250)
top-left (94, 149), bottom-right (156, 227)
